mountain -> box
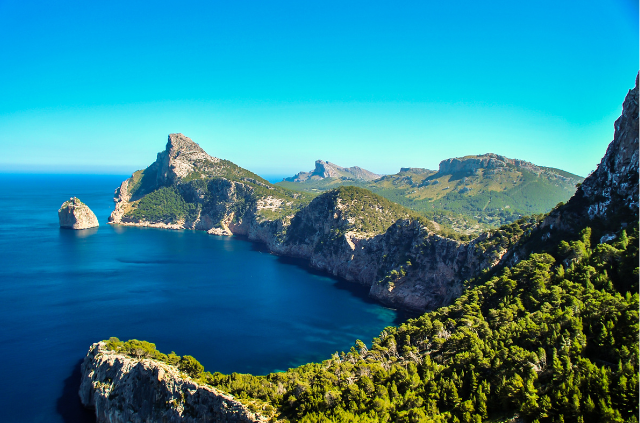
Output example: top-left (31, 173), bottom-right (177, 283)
top-left (283, 160), bottom-right (382, 183)
top-left (109, 133), bottom-right (314, 234)
top-left (278, 153), bottom-right (583, 235)
top-left (92, 74), bottom-right (639, 423)
top-left (108, 136), bottom-right (517, 312)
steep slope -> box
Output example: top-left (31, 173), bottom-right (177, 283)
top-left (278, 154), bottom-right (583, 235)
top-left (110, 145), bottom-right (516, 312)
top-left (109, 133), bottom-right (314, 234)
top-left (497, 74), bottom-right (639, 268)
top-left (80, 341), bottom-right (266, 423)
top-left (93, 73), bottom-right (639, 423)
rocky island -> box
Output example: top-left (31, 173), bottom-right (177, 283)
top-left (58, 197), bottom-right (99, 229)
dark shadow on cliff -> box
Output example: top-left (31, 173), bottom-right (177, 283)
top-left (56, 359), bottom-right (96, 423)
top-left (237, 235), bottom-right (416, 325)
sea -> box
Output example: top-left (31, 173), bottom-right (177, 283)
top-left (0, 174), bottom-right (405, 423)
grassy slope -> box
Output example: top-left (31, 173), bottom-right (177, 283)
top-left (277, 166), bottom-right (583, 235)
top-left (124, 159), bottom-right (314, 224)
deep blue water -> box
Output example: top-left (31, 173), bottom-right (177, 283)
top-left (0, 174), bottom-right (404, 423)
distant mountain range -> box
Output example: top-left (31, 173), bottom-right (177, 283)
top-left (282, 160), bottom-right (381, 182)
top-left (277, 153), bottom-right (583, 234)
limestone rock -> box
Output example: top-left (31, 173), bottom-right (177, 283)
top-left (58, 197), bottom-right (99, 229)
top-left (579, 74), bottom-right (639, 219)
top-left (80, 342), bottom-right (266, 423)
top-left (538, 74), bottom-right (639, 234)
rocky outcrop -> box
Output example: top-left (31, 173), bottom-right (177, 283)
top-left (80, 342), bottom-right (265, 423)
top-left (58, 197), bottom-right (99, 229)
top-left (579, 74), bottom-right (639, 220)
top-left (108, 73), bottom-right (638, 313)
top-left (438, 153), bottom-right (539, 175)
top-left (538, 74), bottom-right (639, 235)
top-left (284, 160), bottom-right (381, 182)
top-left (156, 133), bottom-right (220, 186)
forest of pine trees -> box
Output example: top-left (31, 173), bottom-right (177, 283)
top-left (107, 223), bottom-right (638, 422)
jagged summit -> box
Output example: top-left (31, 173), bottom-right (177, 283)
top-left (580, 74), bottom-right (639, 219)
top-left (284, 160), bottom-right (381, 182)
top-left (156, 134), bottom-right (220, 186)
top-left (541, 73), bottom-right (639, 232)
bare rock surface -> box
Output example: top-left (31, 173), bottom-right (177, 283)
top-left (80, 342), bottom-right (265, 423)
top-left (58, 197), bottom-right (99, 229)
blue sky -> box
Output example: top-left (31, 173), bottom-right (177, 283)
top-left (0, 0), bottom-right (637, 178)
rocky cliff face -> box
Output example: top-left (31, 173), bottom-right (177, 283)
top-left (537, 75), bottom-right (639, 236)
top-left (80, 342), bottom-right (265, 423)
top-left (58, 197), bottom-right (99, 229)
top-left (284, 160), bottom-right (381, 182)
top-left (108, 73), bottom-right (638, 313)
top-left (579, 75), bottom-right (639, 221)
top-left (156, 133), bottom-right (221, 186)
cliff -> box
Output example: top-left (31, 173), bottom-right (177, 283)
top-left (107, 74), bottom-right (637, 313)
top-left (79, 342), bottom-right (265, 423)
top-left (540, 75), bottom-right (638, 232)
top-left (58, 197), bottom-right (99, 229)
top-left (498, 74), bottom-right (639, 266)
top-left (283, 160), bottom-right (381, 182)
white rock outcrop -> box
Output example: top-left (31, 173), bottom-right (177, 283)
top-left (80, 342), bottom-right (265, 423)
top-left (58, 197), bottom-right (99, 229)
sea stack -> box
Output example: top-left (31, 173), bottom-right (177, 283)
top-left (58, 197), bottom-right (99, 229)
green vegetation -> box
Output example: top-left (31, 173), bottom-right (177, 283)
top-left (330, 186), bottom-right (433, 235)
top-left (127, 167), bottom-right (159, 200)
top-left (276, 165), bottom-right (583, 236)
top-left (122, 157), bottom-right (314, 224)
top-left (286, 186), bottom-right (436, 251)
top-left (125, 186), bottom-right (199, 223)
top-left (106, 223), bottom-right (638, 423)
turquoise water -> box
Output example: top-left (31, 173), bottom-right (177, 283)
top-left (0, 174), bottom-right (404, 423)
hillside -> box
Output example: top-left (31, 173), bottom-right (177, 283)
top-left (108, 136), bottom-right (520, 312)
top-left (109, 133), bottom-right (314, 233)
top-left (277, 154), bottom-right (583, 235)
top-left (93, 74), bottom-right (639, 423)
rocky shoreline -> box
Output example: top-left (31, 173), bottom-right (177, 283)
top-left (80, 342), bottom-right (266, 423)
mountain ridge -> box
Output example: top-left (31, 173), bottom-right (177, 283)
top-left (278, 153), bottom-right (583, 234)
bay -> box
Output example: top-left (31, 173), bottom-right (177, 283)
top-left (0, 174), bottom-right (404, 423)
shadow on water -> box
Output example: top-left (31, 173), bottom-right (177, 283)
top-left (240, 235), bottom-right (418, 325)
top-left (59, 227), bottom-right (99, 239)
top-left (56, 359), bottom-right (96, 423)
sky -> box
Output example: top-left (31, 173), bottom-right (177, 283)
top-left (0, 0), bottom-right (637, 179)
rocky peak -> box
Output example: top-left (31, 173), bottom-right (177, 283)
top-left (578, 74), bottom-right (639, 220)
top-left (156, 133), bottom-right (220, 185)
top-left (438, 153), bottom-right (541, 175)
